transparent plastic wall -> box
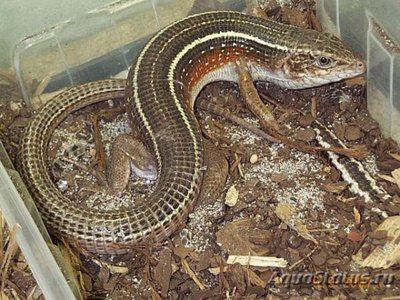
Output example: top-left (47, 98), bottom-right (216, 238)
top-left (317, 0), bottom-right (400, 143)
top-left (3, 0), bottom-right (246, 298)
top-left (14, 0), bottom-right (246, 105)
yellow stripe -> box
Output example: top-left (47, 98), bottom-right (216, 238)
top-left (128, 12), bottom-right (293, 238)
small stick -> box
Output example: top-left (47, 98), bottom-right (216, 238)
top-left (1, 224), bottom-right (20, 294)
top-left (196, 100), bottom-right (280, 144)
top-left (59, 157), bottom-right (90, 172)
top-left (311, 96), bottom-right (318, 118)
top-left (181, 258), bottom-right (205, 290)
top-left (289, 246), bottom-right (319, 270)
top-left (230, 153), bottom-right (244, 178)
top-left (235, 153), bottom-right (244, 178)
top-left (197, 100), bottom-right (368, 159)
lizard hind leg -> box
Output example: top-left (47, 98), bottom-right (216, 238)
top-left (199, 139), bottom-right (229, 205)
top-left (107, 133), bottom-right (157, 194)
top-left (107, 134), bottom-right (228, 206)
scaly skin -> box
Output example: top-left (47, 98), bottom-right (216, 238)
top-left (18, 11), bottom-right (365, 254)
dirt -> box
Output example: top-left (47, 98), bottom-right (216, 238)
top-left (1, 1), bottom-right (400, 300)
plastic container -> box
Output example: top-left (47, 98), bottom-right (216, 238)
top-left (316, 0), bottom-right (400, 143)
top-left (2, 0), bottom-right (246, 298)
top-left (7, 0), bottom-right (393, 297)
top-left (0, 143), bottom-right (79, 299)
top-left (13, 0), bottom-right (246, 105)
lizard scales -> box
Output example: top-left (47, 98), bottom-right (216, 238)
top-left (18, 11), bottom-right (365, 254)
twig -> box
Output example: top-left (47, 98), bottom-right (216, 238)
top-left (196, 100), bottom-right (280, 144)
top-left (1, 224), bottom-right (20, 294)
top-left (289, 246), bottom-right (319, 270)
top-left (198, 99), bottom-right (368, 159)
top-left (59, 157), bottom-right (91, 172)
top-left (181, 258), bottom-right (205, 290)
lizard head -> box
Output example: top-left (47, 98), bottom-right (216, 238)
top-left (275, 30), bottom-right (365, 89)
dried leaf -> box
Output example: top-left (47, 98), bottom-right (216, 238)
top-left (208, 266), bottom-right (227, 275)
top-left (275, 203), bottom-right (318, 244)
top-left (322, 181), bottom-right (348, 193)
top-left (377, 174), bottom-right (397, 184)
top-left (391, 168), bottom-right (400, 189)
top-left (353, 206), bottom-right (361, 224)
top-left (388, 152), bottom-right (400, 162)
top-left (225, 185), bottom-right (239, 207)
top-left (216, 219), bottom-right (271, 255)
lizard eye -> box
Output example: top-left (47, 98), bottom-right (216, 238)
top-left (316, 56), bottom-right (332, 68)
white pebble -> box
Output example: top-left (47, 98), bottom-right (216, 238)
top-left (225, 185), bottom-right (239, 207)
top-left (250, 154), bottom-right (258, 164)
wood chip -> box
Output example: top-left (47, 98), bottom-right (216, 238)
top-left (347, 230), bottom-right (363, 242)
top-left (321, 181), bottom-right (348, 193)
top-left (154, 248), bottom-right (172, 297)
top-left (353, 206), bottom-right (361, 225)
top-left (270, 171), bottom-right (288, 183)
top-left (9, 102), bottom-right (21, 112)
top-left (353, 216), bottom-right (400, 268)
top-left (345, 76), bottom-right (366, 86)
top-left (247, 268), bottom-right (267, 288)
top-left (280, 5), bottom-right (308, 28)
top-left (108, 265), bottom-right (129, 274)
top-left (227, 255), bottom-right (288, 268)
top-left (311, 250), bottom-right (327, 266)
top-left (236, 58), bottom-right (279, 131)
top-left (226, 264), bottom-right (246, 295)
top-left (31, 89), bottom-right (65, 110)
top-left (208, 266), bottom-right (228, 275)
top-left (294, 128), bottom-right (316, 142)
top-left (368, 230), bottom-right (387, 240)
top-left (391, 168), bottom-right (400, 189)
top-left (1, 224), bottom-right (20, 293)
top-left (345, 125), bottom-right (363, 141)
top-left (298, 114), bottom-right (315, 127)
top-left (389, 152), bottom-right (400, 162)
